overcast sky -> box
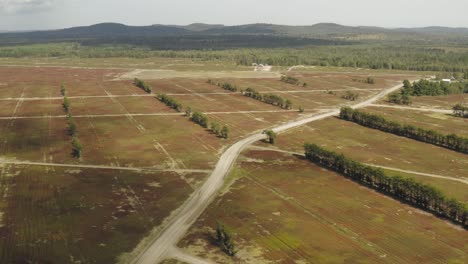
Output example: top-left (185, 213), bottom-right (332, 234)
top-left (0, 0), bottom-right (467, 31)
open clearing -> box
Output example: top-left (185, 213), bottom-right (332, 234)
top-left (3, 63), bottom-right (463, 264)
top-left (179, 149), bottom-right (467, 263)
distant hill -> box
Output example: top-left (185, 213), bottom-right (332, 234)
top-left (1, 22), bottom-right (467, 48)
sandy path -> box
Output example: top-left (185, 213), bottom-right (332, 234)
top-left (248, 146), bottom-right (468, 185)
top-left (364, 164), bottom-right (468, 185)
top-left (369, 104), bottom-right (453, 113)
top-left (167, 247), bottom-right (214, 264)
top-left (0, 159), bottom-right (210, 174)
top-left (0, 109), bottom-right (313, 120)
top-left (128, 80), bottom-right (413, 264)
top-left (0, 89), bottom-right (386, 102)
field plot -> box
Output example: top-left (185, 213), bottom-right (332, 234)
top-left (0, 101), bottom-right (17, 116)
top-left (0, 118), bottom-right (70, 162)
top-left (363, 106), bottom-right (468, 137)
top-left (0, 164), bottom-right (201, 264)
top-left (15, 99), bottom-right (64, 117)
top-left (179, 150), bottom-right (467, 264)
top-left (272, 117), bottom-right (468, 179)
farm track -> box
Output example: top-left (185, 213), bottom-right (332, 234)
top-left (369, 104), bottom-right (453, 113)
top-left (167, 247), bottom-right (214, 264)
top-left (248, 146), bottom-right (468, 185)
top-left (0, 89), bottom-right (384, 101)
top-left (0, 160), bottom-right (211, 174)
top-left (0, 109), bottom-right (317, 120)
top-left (129, 81), bottom-right (412, 264)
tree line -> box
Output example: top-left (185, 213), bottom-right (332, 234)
top-left (157, 93), bottom-right (182, 112)
top-left (207, 80), bottom-right (238, 92)
top-left (387, 92), bottom-right (412, 105)
top-left (244, 87), bottom-right (293, 109)
top-left (153, 95), bottom-right (230, 139)
top-left (339, 107), bottom-right (468, 154)
top-left (62, 89), bottom-right (82, 158)
top-left (304, 143), bottom-right (468, 228)
top-left (280, 76), bottom-right (307, 87)
top-left (352, 77), bottom-right (375, 84)
top-left (134, 78), bottom-right (152, 94)
top-left (453, 104), bottom-right (468, 118)
top-left (187, 109), bottom-right (229, 139)
top-left (342, 91), bottom-right (360, 101)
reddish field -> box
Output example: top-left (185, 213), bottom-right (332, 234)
top-left (0, 165), bottom-right (202, 264)
top-left (180, 150), bottom-right (467, 263)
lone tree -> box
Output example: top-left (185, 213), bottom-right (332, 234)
top-left (71, 137), bottom-right (82, 158)
top-left (264, 130), bottom-right (277, 144)
top-left (215, 222), bottom-right (237, 256)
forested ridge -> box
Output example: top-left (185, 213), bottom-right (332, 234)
top-left (339, 107), bottom-right (468, 154)
top-left (304, 143), bottom-right (468, 228)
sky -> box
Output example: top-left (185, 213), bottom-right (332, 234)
top-left (0, 0), bottom-right (467, 31)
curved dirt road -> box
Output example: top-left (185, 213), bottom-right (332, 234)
top-left (130, 81), bottom-right (416, 264)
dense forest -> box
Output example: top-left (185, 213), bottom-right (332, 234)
top-left (339, 107), bottom-right (468, 154)
top-left (1, 43), bottom-right (468, 73)
top-left (304, 143), bottom-right (468, 228)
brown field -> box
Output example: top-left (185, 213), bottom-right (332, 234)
top-left (410, 94), bottom-right (467, 109)
top-left (179, 149), bottom-right (467, 263)
top-left (363, 106), bottom-right (468, 137)
top-left (2, 64), bottom-right (446, 263)
top-left (0, 164), bottom-right (202, 264)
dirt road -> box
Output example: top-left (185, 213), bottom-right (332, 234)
top-left (129, 81), bottom-right (410, 264)
top-left (0, 159), bottom-right (210, 174)
top-left (369, 104), bottom-right (453, 113)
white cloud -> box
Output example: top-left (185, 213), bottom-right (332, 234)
top-left (0, 0), bottom-right (55, 14)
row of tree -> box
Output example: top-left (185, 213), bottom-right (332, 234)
top-left (133, 78), bottom-right (152, 93)
top-left (352, 77), bottom-right (375, 84)
top-left (280, 75), bottom-right (307, 87)
top-left (304, 143), bottom-right (468, 228)
top-left (339, 107), bottom-right (468, 154)
top-left (243, 87), bottom-right (293, 109)
top-left (402, 79), bottom-right (468, 96)
top-left (342, 91), bottom-right (360, 101)
top-left (62, 94), bottom-right (82, 158)
top-left (453, 104), bottom-right (468, 118)
top-left (157, 93), bottom-right (182, 112)
top-left (186, 109), bottom-right (229, 138)
top-left (207, 80), bottom-right (238, 92)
